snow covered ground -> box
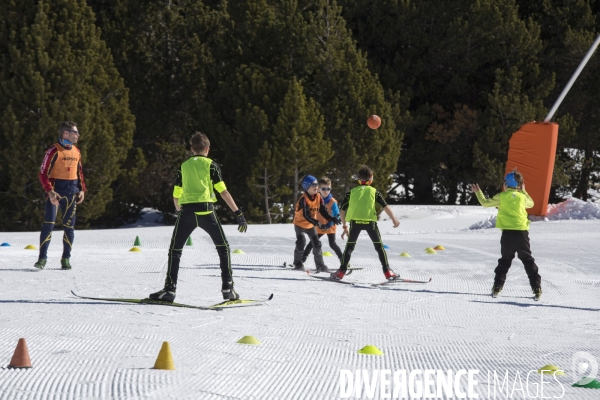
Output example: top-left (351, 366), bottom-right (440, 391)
top-left (0, 204), bottom-right (599, 399)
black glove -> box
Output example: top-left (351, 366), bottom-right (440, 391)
top-left (317, 223), bottom-right (328, 230)
top-left (332, 216), bottom-right (342, 225)
top-left (234, 210), bottom-right (247, 233)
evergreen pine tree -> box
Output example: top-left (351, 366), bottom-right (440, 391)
top-left (0, 0), bottom-right (135, 231)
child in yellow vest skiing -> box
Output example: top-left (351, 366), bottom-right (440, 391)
top-left (149, 132), bottom-right (247, 302)
top-left (471, 169), bottom-right (542, 300)
top-left (330, 166), bottom-right (400, 281)
top-left (300, 177), bottom-right (344, 263)
top-left (292, 175), bottom-right (341, 272)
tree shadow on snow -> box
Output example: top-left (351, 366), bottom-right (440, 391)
top-left (470, 300), bottom-right (600, 312)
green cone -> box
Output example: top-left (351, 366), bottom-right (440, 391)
top-left (186, 236), bottom-right (193, 246)
top-left (572, 378), bottom-right (600, 389)
top-left (134, 236), bottom-right (141, 246)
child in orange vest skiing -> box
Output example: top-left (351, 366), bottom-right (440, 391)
top-left (330, 165), bottom-right (400, 281)
top-left (301, 177), bottom-right (344, 264)
top-left (292, 175), bottom-right (341, 272)
top-left (471, 169), bottom-right (542, 300)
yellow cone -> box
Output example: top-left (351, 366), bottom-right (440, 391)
top-left (153, 342), bottom-right (175, 370)
top-left (323, 251), bottom-right (333, 257)
top-left (232, 249), bottom-right (244, 254)
top-left (24, 245), bottom-right (37, 250)
top-left (129, 247), bottom-right (141, 252)
top-left (537, 364), bottom-right (565, 375)
top-left (434, 245), bottom-right (445, 250)
top-left (425, 247), bottom-right (437, 254)
top-left (237, 335), bottom-right (261, 345)
top-left (400, 252), bottom-right (411, 257)
top-left (358, 345), bottom-right (383, 355)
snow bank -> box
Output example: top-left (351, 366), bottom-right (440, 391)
top-left (469, 197), bottom-right (600, 229)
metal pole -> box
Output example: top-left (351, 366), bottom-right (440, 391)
top-left (544, 34), bottom-right (600, 122)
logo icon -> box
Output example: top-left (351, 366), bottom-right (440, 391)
top-left (571, 351), bottom-right (598, 385)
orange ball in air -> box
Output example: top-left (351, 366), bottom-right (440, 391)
top-left (367, 115), bottom-right (381, 129)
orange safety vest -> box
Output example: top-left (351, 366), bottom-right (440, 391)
top-left (316, 197), bottom-right (337, 234)
top-left (293, 192), bottom-right (322, 229)
top-left (48, 144), bottom-right (80, 180)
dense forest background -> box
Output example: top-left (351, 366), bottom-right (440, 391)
top-left (1, 0), bottom-right (599, 230)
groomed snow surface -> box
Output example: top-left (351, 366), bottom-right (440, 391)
top-left (1, 203), bottom-right (599, 399)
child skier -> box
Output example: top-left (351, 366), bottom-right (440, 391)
top-left (292, 175), bottom-right (341, 272)
top-left (470, 169), bottom-right (542, 300)
top-left (301, 177), bottom-right (344, 264)
top-left (330, 166), bottom-right (400, 281)
top-left (149, 132), bottom-right (247, 302)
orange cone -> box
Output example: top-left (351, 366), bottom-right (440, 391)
top-left (8, 338), bottom-right (32, 368)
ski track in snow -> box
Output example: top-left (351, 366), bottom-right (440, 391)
top-left (0, 206), bottom-right (599, 399)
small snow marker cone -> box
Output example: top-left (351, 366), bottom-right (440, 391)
top-left (129, 247), bottom-right (141, 252)
top-left (323, 251), bottom-right (333, 257)
top-left (24, 245), bottom-right (36, 250)
top-left (232, 249), bottom-right (244, 254)
top-left (153, 342), bottom-right (175, 370)
top-left (383, 244), bottom-right (390, 249)
top-left (1, 242), bottom-right (10, 247)
top-left (434, 245), bottom-right (445, 250)
top-left (537, 364), bottom-right (565, 375)
top-left (572, 377), bottom-right (600, 389)
top-left (400, 252), bottom-right (411, 257)
top-left (358, 345), bottom-right (383, 355)
top-left (8, 338), bottom-right (32, 368)
top-left (237, 336), bottom-right (261, 345)
top-left (425, 247), bottom-right (437, 254)
top-left (185, 236), bottom-right (193, 246)
top-left (134, 236), bottom-right (141, 246)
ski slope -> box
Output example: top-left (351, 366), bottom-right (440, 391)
top-left (0, 204), bottom-right (599, 399)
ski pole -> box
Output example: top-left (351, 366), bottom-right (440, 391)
top-left (544, 34), bottom-right (600, 122)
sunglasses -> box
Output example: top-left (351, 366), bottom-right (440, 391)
top-left (66, 130), bottom-right (80, 135)
top-left (320, 188), bottom-right (331, 191)
top-left (309, 183), bottom-right (319, 187)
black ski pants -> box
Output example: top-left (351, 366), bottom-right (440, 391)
top-left (494, 230), bottom-right (541, 288)
top-left (293, 225), bottom-right (325, 267)
top-left (302, 233), bottom-right (343, 260)
top-left (340, 221), bottom-right (390, 273)
top-left (165, 204), bottom-right (231, 288)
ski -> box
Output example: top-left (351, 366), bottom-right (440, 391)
top-left (283, 262), bottom-right (363, 274)
top-left (71, 291), bottom-right (273, 310)
top-left (371, 277), bottom-right (432, 286)
top-left (306, 273), bottom-right (431, 287)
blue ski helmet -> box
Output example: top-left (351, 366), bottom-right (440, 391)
top-left (504, 172), bottom-right (518, 188)
top-left (302, 175), bottom-right (318, 191)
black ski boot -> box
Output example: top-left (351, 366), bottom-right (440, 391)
top-left (34, 258), bottom-right (47, 270)
top-left (60, 258), bottom-right (72, 270)
top-left (222, 281), bottom-right (240, 300)
top-left (532, 287), bottom-right (542, 301)
top-left (492, 285), bottom-right (503, 298)
top-left (149, 284), bottom-right (176, 302)
top-left (292, 262), bottom-right (305, 271)
top-left (316, 264), bottom-right (330, 273)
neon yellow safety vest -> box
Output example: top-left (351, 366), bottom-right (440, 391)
top-left (175, 156), bottom-right (218, 205)
top-left (475, 189), bottom-right (534, 230)
top-left (345, 185), bottom-right (378, 222)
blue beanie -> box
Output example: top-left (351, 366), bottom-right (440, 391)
top-left (302, 175), bottom-right (318, 191)
top-left (505, 172), bottom-right (518, 188)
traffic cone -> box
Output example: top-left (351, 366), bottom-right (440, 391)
top-left (400, 252), bottom-right (411, 257)
top-left (358, 345), bottom-right (383, 355)
top-left (232, 249), bottom-right (244, 254)
top-left (129, 247), bottom-right (141, 252)
top-left (434, 245), bottom-right (445, 250)
top-left (153, 342), bottom-right (175, 370)
top-left (8, 338), bottom-right (32, 368)
top-left (185, 236), bottom-right (193, 246)
top-left (572, 377), bottom-right (600, 389)
top-left (134, 236), bottom-right (141, 246)
top-left (24, 245), bottom-right (37, 250)
top-left (237, 336), bottom-right (261, 345)
top-left (537, 364), bottom-right (565, 375)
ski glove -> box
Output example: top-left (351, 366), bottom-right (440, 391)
top-left (331, 216), bottom-right (342, 225)
top-left (317, 223), bottom-right (328, 230)
top-left (235, 210), bottom-right (247, 233)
